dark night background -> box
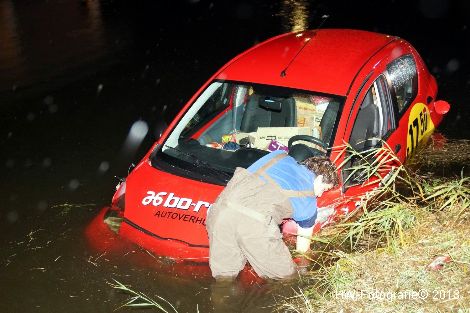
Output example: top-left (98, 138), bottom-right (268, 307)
top-left (0, 0), bottom-right (469, 312)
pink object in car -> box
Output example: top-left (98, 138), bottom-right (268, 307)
top-left (267, 140), bottom-right (289, 152)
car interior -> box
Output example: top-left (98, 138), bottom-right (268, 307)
top-left (154, 82), bottom-right (342, 183)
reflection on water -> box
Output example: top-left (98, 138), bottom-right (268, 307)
top-left (0, 2), bottom-right (317, 312)
top-left (84, 0), bottom-right (103, 35)
top-left (279, 0), bottom-right (310, 32)
top-left (0, 0), bottom-right (108, 94)
top-left (0, 0), bottom-right (25, 87)
top-left (0, 0), bottom-right (314, 95)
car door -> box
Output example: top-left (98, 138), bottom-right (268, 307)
top-left (340, 72), bottom-right (400, 209)
top-left (333, 53), bottom-right (424, 215)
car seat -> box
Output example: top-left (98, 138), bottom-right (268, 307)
top-left (240, 95), bottom-right (296, 133)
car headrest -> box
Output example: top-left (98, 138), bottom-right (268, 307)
top-left (258, 96), bottom-right (282, 112)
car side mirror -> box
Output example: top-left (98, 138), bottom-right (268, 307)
top-left (434, 100), bottom-right (450, 115)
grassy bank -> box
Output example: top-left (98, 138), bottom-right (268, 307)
top-left (282, 144), bottom-right (470, 313)
top-left (107, 141), bottom-right (469, 312)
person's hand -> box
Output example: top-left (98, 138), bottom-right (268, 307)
top-left (296, 225), bottom-right (314, 252)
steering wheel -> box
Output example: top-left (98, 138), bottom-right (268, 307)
top-left (288, 135), bottom-right (327, 162)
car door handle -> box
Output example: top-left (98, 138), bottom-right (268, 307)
top-left (395, 144), bottom-right (401, 153)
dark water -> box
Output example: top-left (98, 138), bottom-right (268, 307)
top-left (1, 1), bottom-right (469, 312)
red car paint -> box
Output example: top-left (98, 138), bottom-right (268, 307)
top-left (86, 29), bottom-right (450, 265)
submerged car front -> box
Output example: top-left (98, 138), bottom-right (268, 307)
top-left (116, 79), bottom-right (343, 261)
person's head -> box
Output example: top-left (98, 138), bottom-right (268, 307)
top-left (302, 156), bottom-right (339, 197)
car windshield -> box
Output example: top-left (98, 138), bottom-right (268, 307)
top-left (152, 81), bottom-right (343, 185)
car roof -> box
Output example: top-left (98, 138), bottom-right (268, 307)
top-left (218, 29), bottom-right (396, 96)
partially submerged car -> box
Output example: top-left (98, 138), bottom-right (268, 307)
top-left (87, 29), bottom-right (450, 263)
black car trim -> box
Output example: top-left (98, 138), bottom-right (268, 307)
top-left (123, 218), bottom-right (210, 248)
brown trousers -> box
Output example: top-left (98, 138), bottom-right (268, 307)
top-left (206, 154), bottom-right (305, 279)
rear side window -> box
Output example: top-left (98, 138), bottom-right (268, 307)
top-left (387, 55), bottom-right (417, 114)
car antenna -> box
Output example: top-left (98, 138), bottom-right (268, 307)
top-left (280, 14), bottom-right (329, 78)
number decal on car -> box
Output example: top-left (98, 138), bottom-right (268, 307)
top-left (406, 103), bottom-right (434, 157)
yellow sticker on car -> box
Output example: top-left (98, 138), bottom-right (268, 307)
top-left (406, 103), bottom-right (435, 156)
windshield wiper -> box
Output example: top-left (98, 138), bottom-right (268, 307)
top-left (163, 145), bottom-right (232, 183)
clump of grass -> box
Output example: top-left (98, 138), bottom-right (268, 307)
top-left (322, 142), bottom-right (421, 250)
top-left (281, 214), bottom-right (470, 312)
top-left (51, 202), bottom-right (96, 216)
top-left (339, 199), bottom-right (418, 249)
top-left (334, 141), bottom-right (404, 189)
top-left (279, 288), bottom-right (315, 313)
top-left (422, 172), bottom-right (470, 218)
top-left (108, 279), bottom-right (179, 312)
top-left (280, 142), bottom-right (470, 312)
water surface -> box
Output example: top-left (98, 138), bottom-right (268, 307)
top-left (1, 1), bottom-right (469, 312)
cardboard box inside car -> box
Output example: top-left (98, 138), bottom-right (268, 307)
top-left (254, 127), bottom-right (311, 149)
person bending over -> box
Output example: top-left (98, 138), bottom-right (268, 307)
top-left (206, 150), bottom-right (339, 279)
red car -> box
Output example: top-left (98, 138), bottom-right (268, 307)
top-left (87, 29), bottom-right (450, 264)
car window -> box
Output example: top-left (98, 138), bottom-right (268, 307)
top-left (387, 55), bottom-right (417, 114)
top-left (154, 81), bottom-right (343, 184)
top-left (173, 81), bottom-right (342, 151)
top-left (179, 83), bottom-right (230, 139)
top-left (349, 75), bottom-right (395, 152)
top-left (344, 75), bottom-right (395, 187)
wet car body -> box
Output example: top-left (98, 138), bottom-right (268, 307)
top-left (87, 29), bottom-right (450, 263)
